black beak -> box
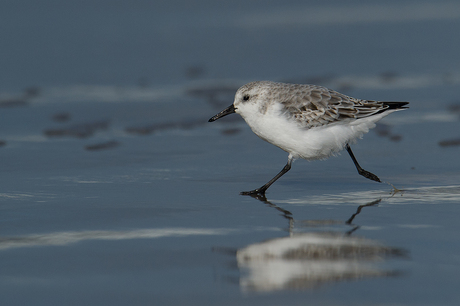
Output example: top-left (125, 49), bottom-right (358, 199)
top-left (208, 104), bottom-right (236, 122)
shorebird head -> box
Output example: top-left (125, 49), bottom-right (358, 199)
top-left (208, 81), bottom-right (271, 122)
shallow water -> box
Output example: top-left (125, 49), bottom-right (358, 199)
top-left (1, 1), bottom-right (460, 305)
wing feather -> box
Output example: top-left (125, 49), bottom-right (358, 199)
top-left (278, 84), bottom-right (394, 128)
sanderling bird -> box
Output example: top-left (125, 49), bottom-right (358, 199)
top-left (209, 81), bottom-right (408, 196)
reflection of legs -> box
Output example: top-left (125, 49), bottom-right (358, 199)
top-left (346, 144), bottom-right (381, 183)
top-left (241, 155), bottom-right (293, 196)
top-left (346, 199), bottom-right (382, 225)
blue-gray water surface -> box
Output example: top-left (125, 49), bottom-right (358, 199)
top-left (1, 1), bottom-right (460, 305)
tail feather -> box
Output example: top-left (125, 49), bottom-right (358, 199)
top-left (382, 101), bottom-right (409, 110)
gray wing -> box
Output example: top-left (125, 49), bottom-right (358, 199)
top-left (279, 84), bottom-right (385, 128)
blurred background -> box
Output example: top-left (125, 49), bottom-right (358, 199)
top-left (1, 1), bottom-right (460, 305)
top-left (2, 0), bottom-right (460, 90)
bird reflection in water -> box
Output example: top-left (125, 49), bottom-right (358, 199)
top-left (235, 194), bottom-right (408, 292)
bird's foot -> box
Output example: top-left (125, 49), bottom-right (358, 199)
top-left (240, 188), bottom-right (268, 201)
top-left (358, 169), bottom-right (381, 183)
top-left (240, 188), bottom-right (264, 195)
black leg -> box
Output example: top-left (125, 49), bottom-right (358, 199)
top-left (241, 157), bottom-right (293, 196)
top-left (346, 144), bottom-right (381, 183)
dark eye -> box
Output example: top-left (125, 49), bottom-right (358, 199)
top-left (243, 94), bottom-right (250, 101)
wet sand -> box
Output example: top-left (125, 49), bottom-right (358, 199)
top-left (1, 1), bottom-right (460, 305)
